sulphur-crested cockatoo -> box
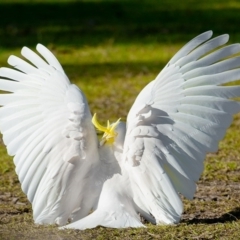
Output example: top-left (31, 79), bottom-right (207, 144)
top-left (0, 31), bottom-right (240, 230)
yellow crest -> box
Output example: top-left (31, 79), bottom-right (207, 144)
top-left (92, 113), bottom-right (121, 144)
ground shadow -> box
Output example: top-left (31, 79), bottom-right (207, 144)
top-left (183, 207), bottom-right (240, 224)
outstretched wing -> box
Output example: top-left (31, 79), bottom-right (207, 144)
top-left (0, 45), bottom-right (101, 225)
top-left (124, 31), bottom-right (240, 224)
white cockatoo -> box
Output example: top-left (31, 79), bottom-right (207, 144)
top-left (0, 31), bottom-right (240, 230)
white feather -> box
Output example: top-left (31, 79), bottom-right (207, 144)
top-left (0, 45), bottom-right (104, 226)
top-left (124, 31), bottom-right (240, 225)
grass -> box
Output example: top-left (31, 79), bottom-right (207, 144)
top-left (0, 0), bottom-right (240, 239)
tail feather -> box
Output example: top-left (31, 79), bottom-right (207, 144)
top-left (61, 175), bottom-right (145, 230)
top-left (61, 208), bottom-right (144, 230)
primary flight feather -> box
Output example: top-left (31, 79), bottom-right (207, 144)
top-left (0, 31), bottom-right (240, 229)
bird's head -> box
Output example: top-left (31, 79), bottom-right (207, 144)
top-left (92, 113), bottom-right (121, 145)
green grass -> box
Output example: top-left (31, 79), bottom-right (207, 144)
top-left (0, 0), bottom-right (240, 239)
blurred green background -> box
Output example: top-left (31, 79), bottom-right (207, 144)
top-left (0, 0), bottom-right (240, 48)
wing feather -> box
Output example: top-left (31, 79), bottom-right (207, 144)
top-left (21, 46), bottom-right (53, 73)
top-left (124, 31), bottom-right (240, 224)
top-left (168, 30), bottom-right (213, 64)
top-left (8, 55), bottom-right (47, 78)
top-left (0, 45), bottom-right (102, 226)
top-left (36, 44), bottom-right (65, 73)
top-left (185, 59), bottom-right (240, 82)
top-left (175, 35), bottom-right (229, 67)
